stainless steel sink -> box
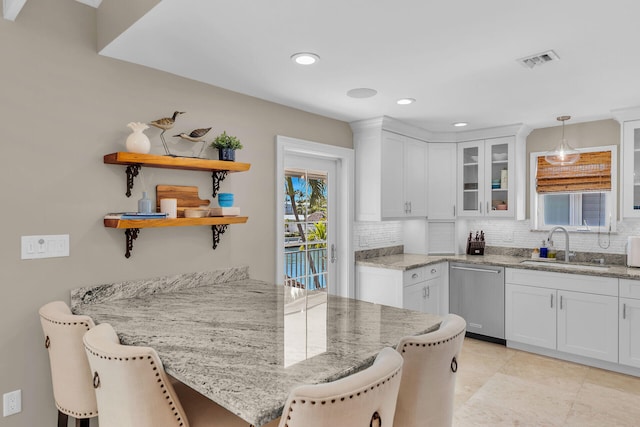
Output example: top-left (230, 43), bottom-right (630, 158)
top-left (520, 260), bottom-right (610, 272)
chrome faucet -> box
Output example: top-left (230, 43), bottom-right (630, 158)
top-left (547, 226), bottom-right (572, 262)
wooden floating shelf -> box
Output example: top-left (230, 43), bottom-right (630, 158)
top-left (104, 216), bottom-right (248, 229)
top-left (104, 216), bottom-right (249, 258)
top-left (104, 152), bottom-right (251, 173)
top-left (104, 152), bottom-right (250, 198)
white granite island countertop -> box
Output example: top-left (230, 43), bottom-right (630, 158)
top-left (72, 270), bottom-right (441, 427)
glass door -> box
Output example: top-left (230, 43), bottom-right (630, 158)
top-left (488, 140), bottom-right (509, 214)
top-left (458, 141), bottom-right (483, 216)
top-left (622, 120), bottom-right (640, 217)
top-left (283, 155), bottom-right (337, 292)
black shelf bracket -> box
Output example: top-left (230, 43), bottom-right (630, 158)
top-left (211, 225), bottom-right (228, 250)
top-left (125, 165), bottom-right (141, 197)
top-left (211, 171), bottom-right (228, 198)
top-left (124, 228), bottom-right (140, 258)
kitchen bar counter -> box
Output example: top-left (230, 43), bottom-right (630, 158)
top-left (71, 268), bottom-right (441, 427)
top-left (357, 253), bottom-right (640, 280)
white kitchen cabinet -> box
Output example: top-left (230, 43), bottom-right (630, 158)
top-left (620, 279), bottom-right (640, 368)
top-left (505, 283), bottom-right (556, 350)
top-left (402, 264), bottom-right (444, 315)
top-left (427, 143), bottom-right (457, 220)
top-left (352, 118), bottom-right (428, 221)
top-left (556, 290), bottom-right (618, 363)
top-left (356, 263), bottom-right (447, 315)
top-left (457, 136), bottom-right (514, 217)
top-left (505, 268), bottom-right (618, 363)
top-left (380, 132), bottom-right (428, 218)
top-left (621, 119), bottom-right (640, 217)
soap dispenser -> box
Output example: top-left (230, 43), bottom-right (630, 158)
top-left (540, 240), bottom-right (548, 258)
top-left (547, 240), bottom-right (557, 259)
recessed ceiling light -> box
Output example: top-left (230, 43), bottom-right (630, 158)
top-left (397, 98), bottom-right (416, 105)
top-left (347, 88), bottom-right (378, 99)
top-left (291, 52), bottom-right (320, 65)
top-left (453, 122), bottom-right (468, 127)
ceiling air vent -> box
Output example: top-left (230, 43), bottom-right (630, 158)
top-left (517, 50), bottom-right (560, 69)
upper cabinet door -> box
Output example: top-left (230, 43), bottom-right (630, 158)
top-left (381, 132), bottom-right (406, 218)
top-left (622, 120), bottom-right (640, 217)
top-left (458, 141), bottom-right (484, 216)
top-left (485, 136), bottom-right (515, 217)
top-left (427, 143), bottom-right (457, 220)
top-left (403, 136), bottom-right (428, 217)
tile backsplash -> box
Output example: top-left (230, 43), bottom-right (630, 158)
top-left (353, 221), bottom-right (403, 250)
top-left (353, 217), bottom-right (640, 259)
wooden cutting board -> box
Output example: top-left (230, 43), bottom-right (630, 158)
top-left (156, 185), bottom-right (210, 217)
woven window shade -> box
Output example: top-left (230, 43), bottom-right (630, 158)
top-left (536, 151), bottom-right (611, 193)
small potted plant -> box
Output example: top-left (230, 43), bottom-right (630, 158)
top-left (210, 131), bottom-right (243, 161)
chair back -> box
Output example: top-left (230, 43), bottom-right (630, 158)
top-left (279, 347), bottom-right (403, 427)
top-left (39, 301), bottom-right (98, 418)
top-left (83, 323), bottom-right (189, 427)
top-left (394, 314), bottom-right (466, 427)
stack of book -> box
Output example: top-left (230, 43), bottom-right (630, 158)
top-left (104, 212), bottom-right (169, 220)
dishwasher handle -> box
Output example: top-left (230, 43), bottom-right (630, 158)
top-left (451, 265), bottom-right (501, 274)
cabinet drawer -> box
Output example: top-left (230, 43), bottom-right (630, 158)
top-left (424, 263), bottom-right (442, 280)
top-left (403, 267), bottom-right (426, 286)
top-left (620, 279), bottom-right (640, 299)
top-left (505, 268), bottom-right (618, 296)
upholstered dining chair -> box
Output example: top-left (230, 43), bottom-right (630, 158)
top-left (394, 313), bottom-right (467, 427)
top-left (277, 346), bottom-right (404, 427)
top-left (39, 300), bottom-right (97, 427)
top-left (82, 322), bottom-right (249, 427)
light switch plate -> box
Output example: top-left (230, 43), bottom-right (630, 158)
top-left (21, 235), bottom-right (69, 259)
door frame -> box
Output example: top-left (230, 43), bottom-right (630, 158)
top-left (276, 136), bottom-right (354, 298)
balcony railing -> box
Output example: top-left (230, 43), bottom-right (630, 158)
top-left (284, 246), bottom-right (327, 290)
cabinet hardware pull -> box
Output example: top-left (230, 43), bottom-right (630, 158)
top-left (426, 286), bottom-right (430, 298)
top-left (479, 202), bottom-right (482, 213)
top-left (451, 266), bottom-right (500, 274)
top-left (330, 244), bottom-right (337, 263)
top-left (412, 273), bottom-right (419, 279)
top-left (430, 268), bottom-right (437, 274)
top-left (623, 303), bottom-right (627, 320)
top-left (560, 295), bottom-right (563, 310)
top-left (423, 287), bottom-right (427, 298)
top-left (453, 205), bottom-right (456, 217)
top-left (550, 294), bottom-right (553, 308)
top-left (487, 201), bottom-right (489, 213)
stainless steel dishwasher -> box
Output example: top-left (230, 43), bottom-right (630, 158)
top-left (449, 263), bottom-right (505, 343)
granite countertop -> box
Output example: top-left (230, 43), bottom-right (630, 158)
top-left (72, 268), bottom-right (441, 427)
top-left (357, 253), bottom-right (640, 280)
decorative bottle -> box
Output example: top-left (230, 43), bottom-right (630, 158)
top-left (125, 122), bottom-right (151, 154)
top-left (138, 191), bottom-right (153, 214)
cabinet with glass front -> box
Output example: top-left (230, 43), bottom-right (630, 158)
top-left (623, 120), bottom-right (640, 217)
top-left (457, 136), bottom-right (514, 217)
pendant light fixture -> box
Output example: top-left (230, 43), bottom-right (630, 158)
top-left (545, 115), bottom-right (580, 165)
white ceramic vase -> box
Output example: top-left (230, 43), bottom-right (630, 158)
top-left (125, 122), bottom-right (151, 154)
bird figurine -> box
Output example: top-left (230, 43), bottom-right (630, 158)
top-left (149, 111), bottom-right (185, 155)
top-left (173, 127), bottom-right (212, 158)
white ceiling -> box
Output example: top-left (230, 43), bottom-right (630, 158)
top-left (100, 0), bottom-right (640, 132)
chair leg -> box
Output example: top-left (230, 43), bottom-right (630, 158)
top-left (76, 417), bottom-right (90, 427)
top-left (57, 410), bottom-right (68, 427)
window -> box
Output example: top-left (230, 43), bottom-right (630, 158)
top-left (530, 146), bottom-right (617, 231)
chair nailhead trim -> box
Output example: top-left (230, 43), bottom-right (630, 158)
top-left (400, 330), bottom-right (465, 353)
top-left (283, 368), bottom-right (402, 427)
top-left (84, 345), bottom-right (184, 425)
top-left (42, 313), bottom-right (96, 417)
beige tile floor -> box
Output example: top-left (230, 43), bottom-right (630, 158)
top-left (454, 338), bottom-right (640, 427)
